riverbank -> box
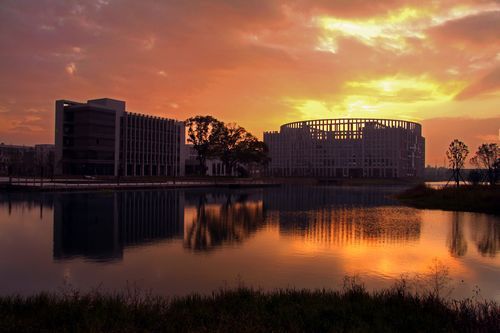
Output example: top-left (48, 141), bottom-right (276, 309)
top-left (0, 176), bottom-right (422, 192)
top-left (396, 184), bottom-right (500, 215)
top-left (0, 178), bottom-right (281, 192)
top-left (1, 286), bottom-right (497, 332)
top-left (317, 177), bottom-right (421, 186)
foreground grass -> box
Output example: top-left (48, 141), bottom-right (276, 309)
top-left (396, 184), bottom-right (500, 215)
top-left (1, 285), bottom-right (498, 333)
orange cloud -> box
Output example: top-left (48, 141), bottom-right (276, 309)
top-left (0, 0), bottom-right (499, 165)
top-left (428, 10), bottom-right (500, 48)
top-left (456, 67), bottom-right (500, 99)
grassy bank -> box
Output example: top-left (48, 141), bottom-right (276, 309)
top-left (396, 184), bottom-right (500, 215)
top-left (1, 286), bottom-right (498, 332)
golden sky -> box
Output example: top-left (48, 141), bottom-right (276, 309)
top-left (0, 0), bottom-right (499, 165)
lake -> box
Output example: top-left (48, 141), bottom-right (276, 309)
top-left (0, 185), bottom-right (498, 300)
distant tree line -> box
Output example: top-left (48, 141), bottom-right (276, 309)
top-left (185, 116), bottom-right (269, 176)
top-left (446, 139), bottom-right (499, 186)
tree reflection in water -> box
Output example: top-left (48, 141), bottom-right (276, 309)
top-left (447, 212), bottom-right (468, 257)
top-left (469, 215), bottom-right (500, 257)
top-left (184, 192), bottom-right (265, 252)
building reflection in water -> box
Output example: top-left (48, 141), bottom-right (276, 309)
top-left (53, 191), bottom-right (184, 262)
top-left (183, 191), bottom-right (265, 252)
top-left (0, 192), bottom-right (53, 220)
top-left (264, 186), bottom-right (421, 246)
top-left (16, 185), bottom-right (496, 261)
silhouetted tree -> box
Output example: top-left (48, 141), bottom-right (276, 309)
top-left (446, 139), bottom-right (468, 187)
top-left (185, 116), bottom-right (225, 175)
top-left (215, 123), bottom-right (247, 176)
top-left (211, 123), bottom-right (269, 176)
top-left (186, 116), bottom-right (268, 176)
top-left (235, 133), bottom-right (269, 170)
top-left (470, 143), bottom-right (499, 186)
top-left (218, 129), bottom-right (269, 176)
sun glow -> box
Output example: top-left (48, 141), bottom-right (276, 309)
top-left (315, 5), bottom-right (499, 53)
top-left (286, 75), bottom-right (466, 120)
top-left (345, 75), bottom-right (466, 101)
top-left (315, 7), bottom-right (429, 53)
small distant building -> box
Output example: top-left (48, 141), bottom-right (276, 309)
top-left (184, 144), bottom-right (235, 176)
top-left (55, 98), bottom-right (185, 177)
top-left (264, 118), bottom-right (425, 178)
top-left (0, 143), bottom-right (55, 176)
top-left (0, 143), bottom-right (35, 176)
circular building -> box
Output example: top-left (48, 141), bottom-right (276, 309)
top-left (263, 118), bottom-right (425, 178)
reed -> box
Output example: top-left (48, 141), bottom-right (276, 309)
top-left (1, 282), bottom-right (498, 332)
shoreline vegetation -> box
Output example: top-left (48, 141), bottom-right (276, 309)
top-left (396, 184), bottom-right (500, 215)
top-left (1, 283), bottom-right (498, 332)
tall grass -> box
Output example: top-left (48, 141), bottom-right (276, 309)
top-left (1, 279), bottom-right (498, 332)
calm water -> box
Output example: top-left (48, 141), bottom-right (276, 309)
top-left (0, 186), bottom-right (499, 300)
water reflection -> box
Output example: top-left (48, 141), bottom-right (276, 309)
top-left (0, 192), bottom-right (53, 219)
top-left (448, 213), bottom-right (468, 257)
top-left (183, 191), bottom-right (265, 252)
top-left (265, 186), bottom-right (420, 245)
top-left (0, 186), bottom-right (499, 299)
top-left (1, 187), bottom-right (498, 260)
top-left (263, 185), bottom-right (401, 211)
top-left (278, 207), bottom-right (421, 246)
top-left (469, 215), bottom-right (500, 257)
top-left (53, 191), bottom-right (183, 261)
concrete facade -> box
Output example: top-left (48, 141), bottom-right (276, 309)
top-left (264, 118), bottom-right (425, 178)
top-left (55, 98), bottom-right (185, 177)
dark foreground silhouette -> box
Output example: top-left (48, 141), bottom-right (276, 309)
top-left (397, 184), bottom-right (500, 215)
top-left (1, 284), bottom-right (498, 332)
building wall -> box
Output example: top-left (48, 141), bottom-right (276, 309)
top-left (57, 103), bottom-right (117, 175)
top-left (121, 113), bottom-right (184, 177)
top-left (264, 119), bottom-right (425, 178)
top-left (55, 98), bottom-right (184, 177)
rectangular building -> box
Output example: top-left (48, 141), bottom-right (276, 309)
top-left (55, 98), bottom-right (185, 177)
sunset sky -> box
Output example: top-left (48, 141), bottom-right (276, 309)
top-left (1, 0), bottom-right (499, 165)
